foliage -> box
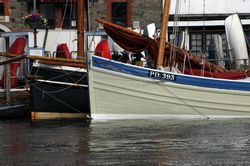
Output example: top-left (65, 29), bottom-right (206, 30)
top-left (23, 13), bottom-right (48, 28)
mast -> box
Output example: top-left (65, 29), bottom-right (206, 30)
top-left (157, 0), bottom-right (171, 68)
top-left (33, 0), bottom-right (37, 13)
top-left (33, 0), bottom-right (38, 48)
top-left (77, 0), bottom-right (85, 57)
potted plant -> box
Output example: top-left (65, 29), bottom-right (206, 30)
top-left (23, 13), bottom-right (48, 29)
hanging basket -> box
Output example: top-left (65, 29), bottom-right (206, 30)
top-left (23, 13), bottom-right (48, 29)
top-left (27, 21), bottom-right (39, 29)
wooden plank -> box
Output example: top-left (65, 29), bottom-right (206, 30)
top-left (31, 112), bottom-right (90, 120)
top-left (4, 63), bottom-right (11, 103)
top-left (0, 52), bottom-right (85, 66)
top-left (0, 55), bottom-right (25, 65)
top-left (38, 60), bottom-right (85, 68)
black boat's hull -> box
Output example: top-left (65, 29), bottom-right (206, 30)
top-left (30, 64), bottom-right (90, 120)
top-left (0, 104), bottom-right (28, 119)
top-left (0, 89), bottom-right (30, 119)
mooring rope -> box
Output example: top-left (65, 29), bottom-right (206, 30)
top-left (29, 64), bottom-right (89, 117)
top-left (43, 75), bottom-right (87, 94)
top-left (94, 60), bottom-right (209, 119)
top-left (31, 65), bottom-right (85, 86)
top-left (32, 83), bottom-right (88, 118)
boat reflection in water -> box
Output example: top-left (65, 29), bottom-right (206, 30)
top-left (1, 119), bottom-right (250, 165)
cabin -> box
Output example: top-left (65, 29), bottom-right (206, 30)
top-left (167, 0), bottom-right (250, 69)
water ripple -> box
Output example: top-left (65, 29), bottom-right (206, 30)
top-left (0, 119), bottom-right (250, 165)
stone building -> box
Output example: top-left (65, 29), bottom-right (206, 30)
top-left (0, 0), bottom-right (249, 61)
top-left (0, 0), bottom-right (163, 32)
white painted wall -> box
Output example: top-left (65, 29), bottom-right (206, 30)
top-left (0, 38), bottom-right (6, 78)
top-left (165, 0), bottom-right (250, 15)
top-left (28, 29), bottom-right (105, 56)
top-left (28, 29), bottom-right (78, 54)
top-left (0, 37), bottom-right (6, 52)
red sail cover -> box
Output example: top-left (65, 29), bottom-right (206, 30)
top-left (95, 39), bottom-right (111, 59)
top-left (96, 19), bottom-right (250, 80)
top-left (184, 69), bottom-right (250, 80)
top-left (56, 43), bottom-right (72, 59)
top-left (0, 37), bottom-right (26, 88)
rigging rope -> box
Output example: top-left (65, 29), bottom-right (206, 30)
top-left (32, 83), bottom-right (88, 117)
top-left (93, 60), bottom-right (207, 119)
top-left (30, 65), bottom-right (88, 117)
top-left (169, 0), bottom-right (181, 70)
top-left (42, 74), bottom-right (87, 94)
top-left (60, 0), bottom-right (69, 28)
top-left (31, 65), bottom-right (85, 86)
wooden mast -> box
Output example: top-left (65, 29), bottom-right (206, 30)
top-left (157, 0), bottom-right (171, 68)
top-left (77, 0), bottom-right (85, 57)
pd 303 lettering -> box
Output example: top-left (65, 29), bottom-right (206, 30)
top-left (148, 71), bottom-right (176, 81)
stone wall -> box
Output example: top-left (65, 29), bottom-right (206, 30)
top-left (88, 0), bottom-right (106, 31)
top-left (0, 0), bottom-right (163, 32)
top-left (88, 0), bottom-right (162, 31)
top-left (132, 0), bottom-right (162, 30)
top-left (0, 0), bottom-right (28, 31)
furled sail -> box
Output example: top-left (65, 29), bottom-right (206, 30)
top-left (96, 19), bottom-right (250, 79)
top-left (96, 19), bottom-right (226, 73)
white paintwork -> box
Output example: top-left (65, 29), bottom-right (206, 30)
top-left (32, 61), bottom-right (86, 72)
top-left (225, 14), bottom-right (249, 69)
top-left (92, 114), bottom-right (250, 121)
top-left (35, 79), bottom-right (88, 87)
top-left (28, 30), bottom-right (77, 54)
top-left (0, 89), bottom-right (28, 92)
top-left (168, 19), bottom-right (250, 27)
top-left (145, 23), bottom-right (157, 39)
top-left (0, 24), bottom-right (11, 32)
top-left (165, 0), bottom-right (250, 27)
top-left (166, 0), bottom-right (250, 15)
top-left (27, 30), bottom-right (106, 57)
top-left (208, 34), bottom-right (224, 67)
top-left (88, 56), bottom-right (250, 120)
top-left (31, 63), bottom-right (88, 87)
top-left (87, 35), bottom-right (102, 52)
top-left (0, 38), bottom-right (6, 79)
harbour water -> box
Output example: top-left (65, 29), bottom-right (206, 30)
top-left (0, 118), bottom-right (250, 165)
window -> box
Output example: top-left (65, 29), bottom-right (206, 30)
top-left (30, 2), bottom-right (78, 29)
top-left (111, 2), bottom-right (127, 26)
top-left (189, 30), bottom-right (232, 69)
top-left (61, 3), bottom-right (76, 28)
top-left (247, 32), bottom-right (250, 48)
top-left (189, 32), bottom-right (228, 58)
top-left (190, 33), bottom-right (203, 55)
top-left (40, 4), bottom-right (54, 27)
top-left (0, 3), bottom-right (4, 16)
top-left (106, 0), bottom-right (132, 27)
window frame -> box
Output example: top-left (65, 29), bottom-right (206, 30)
top-left (105, 0), bottom-right (132, 27)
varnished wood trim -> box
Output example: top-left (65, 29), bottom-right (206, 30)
top-left (31, 112), bottom-right (90, 120)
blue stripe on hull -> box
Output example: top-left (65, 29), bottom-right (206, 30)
top-left (92, 56), bottom-right (250, 92)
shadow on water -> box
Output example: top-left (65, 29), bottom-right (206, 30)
top-left (0, 118), bottom-right (92, 166)
top-left (87, 119), bottom-right (250, 165)
top-left (0, 118), bottom-right (250, 165)
top-left (30, 118), bottom-right (91, 128)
